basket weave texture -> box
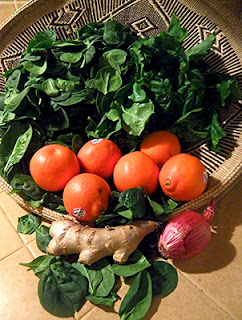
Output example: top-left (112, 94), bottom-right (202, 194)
top-left (0, 0), bottom-right (241, 221)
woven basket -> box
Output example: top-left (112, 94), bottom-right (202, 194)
top-left (0, 0), bottom-right (241, 222)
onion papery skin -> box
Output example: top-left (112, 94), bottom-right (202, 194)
top-left (158, 211), bottom-right (212, 259)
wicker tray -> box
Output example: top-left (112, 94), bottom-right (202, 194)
top-left (0, 0), bottom-right (241, 222)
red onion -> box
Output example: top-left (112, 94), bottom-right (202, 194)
top-left (158, 199), bottom-right (214, 259)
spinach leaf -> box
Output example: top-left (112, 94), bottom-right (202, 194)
top-left (17, 213), bottom-right (41, 234)
top-left (103, 19), bottom-right (134, 46)
top-left (3, 125), bottom-right (33, 175)
top-left (10, 173), bottom-right (45, 201)
top-left (24, 58), bottom-right (47, 75)
top-left (86, 291), bottom-right (119, 307)
top-left (119, 270), bottom-right (152, 320)
top-left (147, 197), bottom-right (165, 216)
top-left (5, 87), bottom-right (30, 112)
top-left (102, 49), bottom-right (127, 73)
top-left (38, 261), bottom-right (88, 317)
top-left (60, 51), bottom-right (84, 64)
top-left (20, 255), bottom-right (56, 278)
top-left (148, 260), bottom-right (178, 297)
top-left (117, 187), bottom-right (146, 219)
top-left (94, 259), bottom-right (116, 297)
top-left (112, 250), bottom-right (151, 277)
top-left (95, 66), bottom-right (122, 95)
top-left (72, 262), bottom-right (103, 295)
top-left (36, 225), bottom-right (52, 253)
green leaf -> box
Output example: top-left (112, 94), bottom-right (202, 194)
top-left (186, 34), bottom-right (215, 60)
top-left (11, 173), bottom-right (45, 201)
top-left (17, 213), bottom-right (41, 234)
top-left (5, 87), bottom-right (31, 112)
top-left (20, 255), bottom-right (55, 278)
top-left (148, 261), bottom-right (178, 297)
top-left (119, 270), bottom-right (152, 320)
top-left (41, 78), bottom-right (59, 96)
top-left (60, 51), bottom-right (83, 64)
top-left (121, 100), bottom-right (154, 136)
top-left (147, 197), bottom-right (164, 216)
top-left (102, 49), bottom-right (127, 73)
top-left (38, 261), bottom-right (88, 317)
top-left (36, 225), bottom-right (52, 253)
top-left (112, 250), bottom-right (151, 277)
top-left (217, 78), bottom-right (242, 106)
top-left (118, 187), bottom-right (146, 219)
top-left (167, 13), bottom-right (188, 42)
top-left (207, 113), bottom-right (226, 152)
top-left (95, 66), bottom-right (122, 95)
top-left (103, 19), bottom-right (134, 46)
top-left (24, 58), bottom-right (47, 75)
top-left (72, 262), bottom-right (102, 295)
top-left (4, 125), bottom-right (33, 175)
top-left (86, 291), bottom-right (119, 307)
top-left (94, 259), bottom-right (116, 297)
top-left (129, 83), bottom-right (146, 102)
top-left (171, 108), bottom-right (203, 126)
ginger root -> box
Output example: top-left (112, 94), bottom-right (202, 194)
top-left (47, 218), bottom-right (158, 265)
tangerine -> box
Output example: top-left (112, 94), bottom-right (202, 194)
top-left (29, 144), bottom-right (80, 192)
top-left (77, 138), bottom-right (122, 179)
top-left (140, 130), bottom-right (181, 168)
top-left (159, 153), bottom-right (208, 201)
top-left (63, 173), bottom-right (111, 221)
top-left (113, 151), bottom-right (159, 195)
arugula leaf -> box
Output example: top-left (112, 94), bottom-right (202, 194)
top-left (121, 100), bottom-right (154, 136)
top-left (17, 213), bottom-right (41, 234)
top-left (167, 13), bottom-right (188, 42)
top-left (186, 34), bottom-right (215, 60)
top-left (206, 113), bottom-right (226, 152)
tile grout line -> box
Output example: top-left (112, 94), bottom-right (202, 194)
top-left (0, 199), bottom-right (27, 245)
top-left (178, 270), bottom-right (237, 320)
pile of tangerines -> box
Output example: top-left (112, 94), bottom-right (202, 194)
top-left (29, 131), bottom-right (208, 221)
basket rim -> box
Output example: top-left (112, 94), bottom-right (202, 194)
top-left (0, 0), bottom-right (242, 62)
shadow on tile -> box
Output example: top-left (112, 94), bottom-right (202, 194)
top-left (172, 204), bottom-right (241, 273)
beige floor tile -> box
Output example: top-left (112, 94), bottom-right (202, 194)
top-left (172, 182), bottom-right (242, 319)
top-left (0, 206), bottom-right (24, 260)
top-left (79, 271), bottom-right (232, 320)
top-left (0, 191), bottom-right (36, 244)
top-left (0, 3), bottom-right (16, 25)
top-left (0, 246), bottom-right (75, 320)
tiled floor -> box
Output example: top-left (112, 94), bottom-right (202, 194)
top-left (0, 1), bottom-right (242, 320)
top-left (0, 180), bottom-right (241, 320)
